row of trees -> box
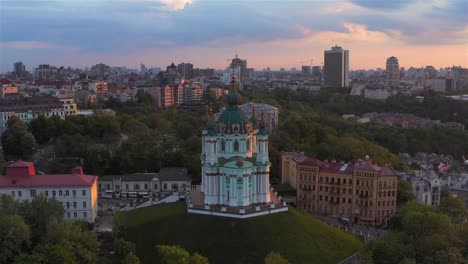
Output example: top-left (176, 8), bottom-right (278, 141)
top-left (364, 197), bottom-right (468, 264)
top-left (0, 195), bottom-right (101, 264)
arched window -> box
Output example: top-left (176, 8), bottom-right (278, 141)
top-left (221, 140), bottom-right (226, 152)
top-left (234, 141), bottom-right (239, 152)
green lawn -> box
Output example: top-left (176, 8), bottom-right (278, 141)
top-left (118, 202), bottom-right (363, 264)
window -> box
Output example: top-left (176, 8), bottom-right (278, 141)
top-left (73, 202), bottom-right (77, 208)
top-left (18, 191), bottom-right (22, 197)
top-left (221, 141), bottom-right (226, 152)
top-left (65, 190), bottom-right (69, 196)
top-left (44, 191), bottom-right (48, 196)
top-left (99, 184), bottom-right (102, 189)
top-left (11, 191), bottom-right (15, 197)
top-left (72, 190), bottom-right (76, 196)
top-left (246, 139), bottom-right (250, 151)
top-left (84, 212), bottom-right (87, 218)
top-left (172, 184), bottom-right (178, 190)
top-left (67, 212), bottom-right (71, 218)
top-left (73, 212), bottom-right (77, 218)
top-left (83, 202), bottom-right (87, 209)
top-left (82, 190), bottom-right (86, 196)
top-left (116, 185), bottom-right (120, 190)
top-left (30, 190), bottom-right (37, 197)
top-left (106, 184), bottom-right (110, 189)
top-left (144, 184), bottom-right (148, 189)
top-left (234, 141), bottom-right (239, 152)
top-left (164, 184), bottom-right (167, 190)
top-left (134, 184), bottom-right (140, 190)
top-left (126, 184), bottom-right (129, 190)
top-left (154, 184), bottom-right (158, 190)
top-left (66, 202), bottom-right (70, 209)
top-left (59, 190), bottom-right (62, 196)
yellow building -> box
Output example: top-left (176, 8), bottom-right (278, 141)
top-left (281, 152), bottom-right (398, 226)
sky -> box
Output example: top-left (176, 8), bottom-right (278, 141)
top-left (0, 0), bottom-right (467, 72)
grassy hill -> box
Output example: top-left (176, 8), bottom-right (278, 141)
top-left (117, 202), bottom-right (363, 264)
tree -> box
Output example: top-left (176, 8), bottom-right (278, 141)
top-left (438, 196), bottom-right (467, 224)
top-left (1, 115), bottom-right (37, 160)
top-left (397, 180), bottom-right (415, 206)
top-left (19, 196), bottom-right (64, 243)
top-left (191, 253), bottom-right (209, 264)
top-left (0, 194), bottom-right (19, 216)
top-left (115, 238), bottom-right (136, 259)
top-left (122, 253), bottom-right (141, 264)
top-left (14, 253), bottom-right (45, 264)
top-left (33, 243), bottom-right (75, 264)
top-left (0, 215), bottom-right (31, 263)
top-left (156, 245), bottom-right (209, 264)
top-left (264, 252), bottom-right (289, 264)
top-left (45, 220), bottom-right (100, 264)
top-left (156, 245), bottom-right (191, 264)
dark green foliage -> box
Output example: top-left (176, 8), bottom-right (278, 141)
top-left (264, 252), bottom-right (289, 264)
top-left (364, 202), bottom-right (467, 264)
top-left (397, 180), bottom-right (415, 206)
top-left (1, 116), bottom-right (37, 160)
top-left (0, 215), bottom-right (30, 264)
top-left (117, 203), bottom-right (363, 264)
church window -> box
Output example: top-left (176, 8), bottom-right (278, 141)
top-left (234, 141), bottom-right (239, 152)
top-left (221, 141), bottom-right (226, 152)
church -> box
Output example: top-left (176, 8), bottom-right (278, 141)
top-left (200, 75), bottom-right (271, 207)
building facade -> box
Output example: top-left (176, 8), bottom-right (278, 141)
top-left (178, 63), bottom-right (194, 79)
top-left (98, 168), bottom-right (191, 198)
top-left (281, 152), bottom-right (398, 226)
top-left (385, 56), bottom-right (400, 89)
top-left (324, 45), bottom-right (349, 87)
top-left (0, 161), bottom-right (98, 223)
top-left (0, 78), bottom-right (19, 98)
top-left (14, 61), bottom-right (26, 78)
top-left (201, 76), bottom-right (271, 207)
top-left (240, 102), bottom-right (279, 135)
top-left (0, 96), bottom-right (65, 134)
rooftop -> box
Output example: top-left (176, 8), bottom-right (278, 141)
top-left (0, 161), bottom-right (97, 188)
top-left (99, 167), bottom-right (190, 182)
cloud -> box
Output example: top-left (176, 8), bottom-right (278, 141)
top-left (0, 41), bottom-right (64, 49)
top-left (349, 0), bottom-right (416, 10)
top-left (158, 0), bottom-right (193, 10)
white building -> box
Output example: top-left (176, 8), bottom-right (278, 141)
top-left (363, 87), bottom-right (391, 100)
top-left (0, 161), bottom-right (99, 223)
top-left (98, 168), bottom-right (191, 198)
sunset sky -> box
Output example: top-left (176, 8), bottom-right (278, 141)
top-left (0, 0), bottom-right (467, 72)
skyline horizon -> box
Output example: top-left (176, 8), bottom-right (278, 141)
top-left (4, 51), bottom-right (467, 74)
top-left (1, 0), bottom-right (467, 72)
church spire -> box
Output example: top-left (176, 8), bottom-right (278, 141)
top-left (258, 107), bottom-right (268, 135)
top-left (250, 104), bottom-right (258, 128)
top-left (204, 108), bottom-right (217, 136)
top-left (227, 74), bottom-right (241, 107)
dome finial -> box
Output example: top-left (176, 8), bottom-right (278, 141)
top-left (227, 74), bottom-right (241, 107)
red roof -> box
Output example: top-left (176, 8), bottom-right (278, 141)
top-left (299, 158), bottom-right (324, 167)
top-left (0, 78), bottom-right (13, 85)
top-left (0, 161), bottom-right (97, 188)
top-left (6, 160), bottom-right (34, 168)
top-left (296, 154), bottom-right (397, 177)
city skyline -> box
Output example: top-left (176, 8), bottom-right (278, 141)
top-left (0, 0), bottom-right (467, 72)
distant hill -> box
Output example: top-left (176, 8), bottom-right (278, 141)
top-left (117, 202), bottom-right (363, 264)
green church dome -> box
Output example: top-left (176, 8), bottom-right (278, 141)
top-left (216, 74), bottom-right (252, 134)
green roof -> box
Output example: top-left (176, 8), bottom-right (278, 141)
top-left (216, 106), bottom-right (251, 134)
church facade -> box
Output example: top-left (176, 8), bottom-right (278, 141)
top-left (201, 75), bottom-right (271, 207)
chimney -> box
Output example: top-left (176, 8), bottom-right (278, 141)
top-left (72, 166), bottom-right (83, 175)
